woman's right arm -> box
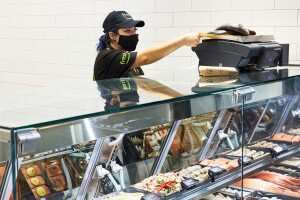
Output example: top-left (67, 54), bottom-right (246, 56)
top-left (130, 33), bottom-right (200, 68)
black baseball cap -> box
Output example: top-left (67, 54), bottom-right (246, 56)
top-left (103, 11), bottom-right (145, 33)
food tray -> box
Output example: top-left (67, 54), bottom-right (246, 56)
top-left (222, 146), bottom-right (270, 161)
top-left (249, 190), bottom-right (300, 200)
top-left (201, 191), bottom-right (237, 200)
top-left (18, 162), bottom-right (59, 200)
top-left (266, 165), bottom-right (300, 179)
top-left (248, 139), bottom-right (291, 158)
top-left (178, 164), bottom-right (211, 187)
top-left (270, 133), bottom-right (300, 144)
top-left (132, 172), bottom-right (184, 197)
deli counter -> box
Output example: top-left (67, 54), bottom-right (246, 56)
top-left (1, 66), bottom-right (300, 200)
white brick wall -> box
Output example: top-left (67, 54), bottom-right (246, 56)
top-left (0, 0), bottom-right (299, 86)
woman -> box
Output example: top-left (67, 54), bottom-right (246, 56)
top-left (94, 11), bottom-right (201, 80)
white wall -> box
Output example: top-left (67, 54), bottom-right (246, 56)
top-left (0, 0), bottom-right (300, 85)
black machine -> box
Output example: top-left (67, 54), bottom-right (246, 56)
top-left (192, 35), bottom-right (289, 70)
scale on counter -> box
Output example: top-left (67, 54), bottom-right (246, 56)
top-left (192, 35), bottom-right (286, 70)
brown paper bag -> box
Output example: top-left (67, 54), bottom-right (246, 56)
top-left (199, 66), bottom-right (238, 76)
top-left (200, 75), bottom-right (238, 83)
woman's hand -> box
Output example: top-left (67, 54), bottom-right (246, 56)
top-left (182, 33), bottom-right (201, 47)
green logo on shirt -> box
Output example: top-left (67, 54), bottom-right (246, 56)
top-left (120, 79), bottom-right (131, 90)
top-left (120, 52), bottom-right (130, 65)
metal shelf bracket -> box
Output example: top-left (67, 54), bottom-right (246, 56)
top-left (17, 129), bottom-right (41, 155)
top-left (233, 86), bottom-right (255, 104)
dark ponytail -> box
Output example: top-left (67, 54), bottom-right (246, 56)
top-left (96, 33), bottom-right (110, 52)
top-left (96, 28), bottom-right (119, 52)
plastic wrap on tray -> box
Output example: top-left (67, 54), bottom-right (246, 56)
top-left (134, 172), bottom-right (183, 196)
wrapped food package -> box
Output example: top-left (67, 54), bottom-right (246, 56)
top-left (199, 66), bottom-right (238, 77)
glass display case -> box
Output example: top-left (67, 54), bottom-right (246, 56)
top-left (1, 66), bottom-right (300, 200)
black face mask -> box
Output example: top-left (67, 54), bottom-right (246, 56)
top-left (119, 91), bottom-right (139, 102)
top-left (118, 34), bottom-right (139, 51)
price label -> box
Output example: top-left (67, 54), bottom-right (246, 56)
top-left (181, 178), bottom-right (197, 189)
top-left (271, 144), bottom-right (288, 156)
top-left (238, 156), bottom-right (253, 165)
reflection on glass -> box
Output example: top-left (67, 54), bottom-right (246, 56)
top-left (160, 113), bottom-right (216, 173)
top-left (96, 77), bottom-right (182, 111)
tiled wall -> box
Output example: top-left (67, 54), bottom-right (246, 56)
top-left (0, 0), bottom-right (300, 85)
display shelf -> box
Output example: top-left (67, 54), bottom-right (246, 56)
top-left (2, 67), bottom-right (300, 199)
top-left (165, 143), bottom-right (300, 200)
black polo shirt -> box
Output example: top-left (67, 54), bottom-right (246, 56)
top-left (94, 49), bottom-right (144, 80)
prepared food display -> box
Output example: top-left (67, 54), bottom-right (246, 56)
top-left (249, 141), bottom-right (278, 148)
top-left (134, 172), bottom-right (183, 196)
top-left (178, 165), bottom-right (210, 183)
top-left (226, 148), bottom-right (266, 159)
